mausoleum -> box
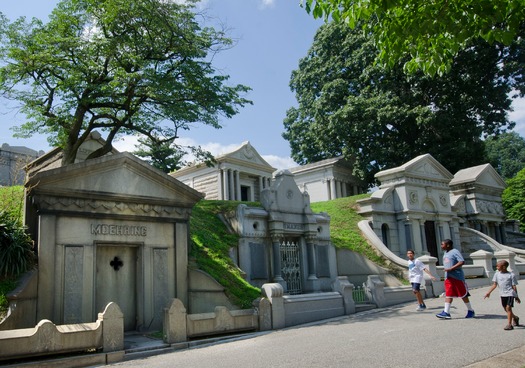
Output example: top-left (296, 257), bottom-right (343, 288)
top-left (170, 141), bottom-right (275, 202)
top-left (25, 148), bottom-right (202, 332)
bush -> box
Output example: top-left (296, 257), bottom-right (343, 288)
top-left (0, 211), bottom-right (35, 278)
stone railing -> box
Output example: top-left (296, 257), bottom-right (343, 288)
top-left (163, 299), bottom-right (258, 344)
top-left (0, 302), bottom-right (124, 363)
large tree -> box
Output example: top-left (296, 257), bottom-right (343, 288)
top-left (283, 21), bottom-right (522, 186)
top-left (302, 0), bottom-right (525, 76)
top-left (502, 167), bottom-right (525, 232)
top-left (0, 0), bottom-right (250, 165)
top-left (485, 132), bottom-right (525, 180)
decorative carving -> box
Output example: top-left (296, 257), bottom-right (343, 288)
top-left (439, 194), bottom-right (448, 207)
top-left (32, 195), bottom-right (190, 218)
top-left (409, 191), bottom-right (418, 205)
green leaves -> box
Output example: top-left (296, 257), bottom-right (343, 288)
top-left (302, 0), bottom-right (525, 76)
top-left (0, 210), bottom-right (35, 279)
top-left (502, 168), bottom-right (525, 232)
top-left (0, 0), bottom-right (251, 164)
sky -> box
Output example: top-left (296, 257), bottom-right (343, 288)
top-left (1, 0), bottom-right (525, 170)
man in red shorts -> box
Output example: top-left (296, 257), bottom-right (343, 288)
top-left (436, 239), bottom-right (475, 319)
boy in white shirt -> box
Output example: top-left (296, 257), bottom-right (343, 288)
top-left (407, 249), bottom-right (437, 311)
top-left (484, 260), bottom-right (521, 330)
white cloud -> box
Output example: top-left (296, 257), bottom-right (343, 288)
top-left (112, 135), bottom-right (295, 170)
top-left (259, 0), bottom-right (276, 9)
top-left (262, 154), bottom-right (296, 170)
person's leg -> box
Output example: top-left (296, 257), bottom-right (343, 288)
top-left (415, 290), bottom-right (424, 305)
top-left (505, 306), bottom-right (514, 330)
top-left (444, 297), bottom-right (452, 313)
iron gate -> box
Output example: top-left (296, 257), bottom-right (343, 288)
top-left (280, 239), bottom-right (302, 294)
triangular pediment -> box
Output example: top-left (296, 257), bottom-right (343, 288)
top-left (376, 154), bottom-right (453, 184)
top-left (450, 164), bottom-right (506, 190)
top-left (28, 152), bottom-right (203, 206)
top-left (219, 141), bottom-right (275, 170)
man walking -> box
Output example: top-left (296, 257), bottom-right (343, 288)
top-left (436, 239), bottom-right (475, 319)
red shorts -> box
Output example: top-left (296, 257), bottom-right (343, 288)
top-left (444, 278), bottom-right (469, 298)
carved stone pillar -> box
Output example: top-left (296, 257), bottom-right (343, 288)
top-left (271, 234), bottom-right (284, 285)
top-left (222, 169), bottom-right (229, 200)
top-left (305, 234), bottom-right (318, 281)
top-left (404, 220), bottom-right (413, 250)
top-left (235, 170), bottom-right (241, 201)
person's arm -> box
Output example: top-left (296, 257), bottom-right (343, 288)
top-left (444, 260), bottom-right (464, 273)
top-left (423, 268), bottom-right (437, 280)
top-left (484, 282), bottom-right (498, 298)
top-left (512, 285), bottom-right (521, 303)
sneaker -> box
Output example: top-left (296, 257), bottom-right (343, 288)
top-left (436, 311), bottom-right (451, 319)
top-left (416, 305), bottom-right (426, 311)
top-left (504, 324), bottom-right (514, 330)
top-left (465, 310), bottom-right (475, 319)
top-left (513, 316), bottom-right (519, 326)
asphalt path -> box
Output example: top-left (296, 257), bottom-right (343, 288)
top-left (110, 285), bottom-right (525, 368)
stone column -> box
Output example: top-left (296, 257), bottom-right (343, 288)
top-left (481, 221), bottom-right (488, 235)
top-left (222, 169), bottom-right (229, 200)
top-left (419, 220), bottom-right (427, 255)
top-left (259, 176), bottom-right (264, 198)
top-left (217, 170), bottom-right (223, 200)
top-left (404, 220), bottom-right (413, 250)
top-left (271, 234), bottom-right (285, 286)
top-left (330, 179), bottom-right (337, 200)
top-left (228, 169), bottom-right (234, 200)
top-left (500, 223), bottom-right (507, 244)
top-left (438, 222), bottom-right (444, 243)
top-left (235, 170), bottom-right (241, 201)
top-left (305, 234), bottom-right (319, 291)
top-left (342, 181), bottom-right (347, 197)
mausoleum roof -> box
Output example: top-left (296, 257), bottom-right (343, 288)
top-left (449, 163), bottom-right (506, 189)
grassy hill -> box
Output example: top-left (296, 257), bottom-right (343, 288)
top-left (1, 187), bottom-right (383, 317)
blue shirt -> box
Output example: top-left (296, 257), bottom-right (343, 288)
top-left (443, 248), bottom-right (465, 281)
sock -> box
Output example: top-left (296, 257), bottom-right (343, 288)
top-left (444, 302), bottom-right (451, 314)
top-left (465, 302), bottom-right (473, 311)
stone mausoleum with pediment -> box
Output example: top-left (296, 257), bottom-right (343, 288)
top-left (170, 141), bottom-right (275, 202)
top-left (24, 136), bottom-right (203, 332)
top-left (357, 154), bottom-right (507, 264)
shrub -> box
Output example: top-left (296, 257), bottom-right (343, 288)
top-left (0, 211), bottom-right (35, 278)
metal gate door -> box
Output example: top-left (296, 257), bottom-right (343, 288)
top-left (280, 240), bottom-right (302, 294)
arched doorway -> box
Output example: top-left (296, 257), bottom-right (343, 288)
top-left (424, 221), bottom-right (439, 262)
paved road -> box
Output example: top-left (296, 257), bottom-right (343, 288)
top-left (111, 285), bottom-right (525, 368)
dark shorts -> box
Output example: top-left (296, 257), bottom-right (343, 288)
top-left (501, 296), bottom-right (515, 309)
top-left (411, 283), bottom-right (421, 292)
top-left (444, 278), bottom-right (469, 298)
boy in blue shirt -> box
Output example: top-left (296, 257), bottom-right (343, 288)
top-left (436, 239), bottom-right (475, 319)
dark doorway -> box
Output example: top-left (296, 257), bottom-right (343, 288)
top-left (241, 185), bottom-right (251, 201)
top-left (424, 221), bottom-right (439, 263)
